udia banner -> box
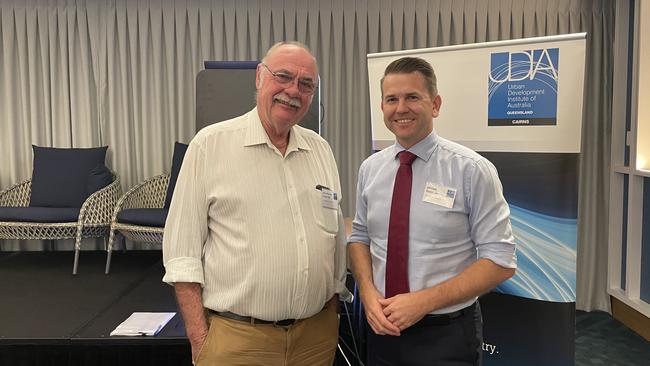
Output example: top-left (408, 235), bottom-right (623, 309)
top-left (488, 48), bottom-right (559, 126)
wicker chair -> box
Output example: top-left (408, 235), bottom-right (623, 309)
top-left (105, 173), bottom-right (170, 274)
top-left (0, 175), bottom-right (121, 275)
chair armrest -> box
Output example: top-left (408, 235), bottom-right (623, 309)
top-left (79, 175), bottom-right (122, 226)
top-left (0, 179), bottom-right (32, 207)
top-left (110, 174), bottom-right (170, 225)
top-left (120, 174), bottom-right (170, 211)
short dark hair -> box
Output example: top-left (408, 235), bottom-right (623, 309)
top-left (381, 57), bottom-right (437, 97)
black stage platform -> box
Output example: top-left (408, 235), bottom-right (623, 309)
top-left (0, 251), bottom-right (189, 366)
top-left (0, 251), bottom-right (362, 366)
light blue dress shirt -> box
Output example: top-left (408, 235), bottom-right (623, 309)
top-left (349, 131), bottom-right (517, 314)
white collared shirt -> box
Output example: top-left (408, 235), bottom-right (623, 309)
top-left (163, 108), bottom-right (351, 321)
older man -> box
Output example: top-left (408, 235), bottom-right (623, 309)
top-left (348, 57), bottom-right (517, 365)
top-left (163, 42), bottom-right (351, 366)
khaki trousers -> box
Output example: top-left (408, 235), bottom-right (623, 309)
top-left (195, 306), bottom-right (339, 366)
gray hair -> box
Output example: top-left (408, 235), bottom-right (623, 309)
top-left (262, 41), bottom-right (318, 74)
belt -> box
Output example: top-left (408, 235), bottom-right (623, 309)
top-left (208, 310), bottom-right (298, 327)
top-left (416, 302), bottom-right (477, 327)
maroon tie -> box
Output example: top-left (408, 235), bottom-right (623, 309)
top-left (385, 151), bottom-right (417, 298)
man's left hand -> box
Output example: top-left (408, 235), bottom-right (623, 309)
top-left (377, 292), bottom-right (430, 331)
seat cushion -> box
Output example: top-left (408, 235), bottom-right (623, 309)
top-left (164, 142), bottom-right (189, 209)
top-left (30, 145), bottom-right (108, 208)
top-left (0, 207), bottom-right (81, 223)
top-left (117, 208), bottom-right (168, 228)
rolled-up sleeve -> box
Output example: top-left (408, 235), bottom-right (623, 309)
top-left (468, 159), bottom-right (517, 269)
top-left (348, 161), bottom-right (370, 245)
top-left (162, 139), bottom-right (210, 285)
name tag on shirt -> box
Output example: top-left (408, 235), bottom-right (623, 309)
top-left (422, 182), bottom-right (456, 208)
top-left (321, 188), bottom-right (338, 210)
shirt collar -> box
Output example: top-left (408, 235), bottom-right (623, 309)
top-left (392, 130), bottom-right (438, 162)
top-left (244, 107), bottom-right (311, 153)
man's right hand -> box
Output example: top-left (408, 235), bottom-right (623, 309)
top-left (190, 330), bottom-right (209, 364)
top-left (347, 243), bottom-right (401, 336)
top-left (174, 282), bottom-right (210, 364)
top-left (361, 287), bottom-right (401, 336)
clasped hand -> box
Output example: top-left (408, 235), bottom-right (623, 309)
top-left (362, 289), bottom-right (429, 336)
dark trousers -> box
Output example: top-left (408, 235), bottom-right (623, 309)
top-left (366, 302), bottom-right (483, 366)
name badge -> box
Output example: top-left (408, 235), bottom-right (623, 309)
top-left (320, 188), bottom-right (338, 210)
top-left (422, 182), bottom-right (456, 208)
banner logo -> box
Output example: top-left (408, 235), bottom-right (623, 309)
top-left (488, 48), bottom-right (559, 126)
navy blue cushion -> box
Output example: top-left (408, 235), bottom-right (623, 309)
top-left (30, 145), bottom-right (108, 208)
top-left (0, 206), bottom-right (80, 223)
top-left (87, 164), bottom-right (113, 196)
top-left (164, 142), bottom-right (189, 209)
top-left (117, 208), bottom-right (168, 227)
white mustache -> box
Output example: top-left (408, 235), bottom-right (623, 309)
top-left (273, 93), bottom-right (301, 108)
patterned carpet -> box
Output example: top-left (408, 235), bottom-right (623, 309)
top-left (576, 310), bottom-right (650, 366)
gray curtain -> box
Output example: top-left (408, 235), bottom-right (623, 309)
top-left (0, 0), bottom-right (613, 312)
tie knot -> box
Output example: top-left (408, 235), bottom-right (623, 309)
top-left (399, 151), bottom-right (417, 166)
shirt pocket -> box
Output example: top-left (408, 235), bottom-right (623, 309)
top-left (412, 200), bottom-right (470, 244)
top-left (311, 189), bottom-right (339, 234)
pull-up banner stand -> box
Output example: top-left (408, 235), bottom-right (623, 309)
top-left (367, 33), bottom-right (586, 366)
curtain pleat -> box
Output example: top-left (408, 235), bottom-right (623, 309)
top-left (0, 0), bottom-right (613, 312)
top-left (576, 4), bottom-right (613, 313)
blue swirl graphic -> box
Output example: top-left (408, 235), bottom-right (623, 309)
top-left (495, 205), bottom-right (576, 302)
top-left (488, 60), bottom-right (559, 101)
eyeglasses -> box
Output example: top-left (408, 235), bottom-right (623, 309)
top-left (261, 63), bottom-right (317, 95)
